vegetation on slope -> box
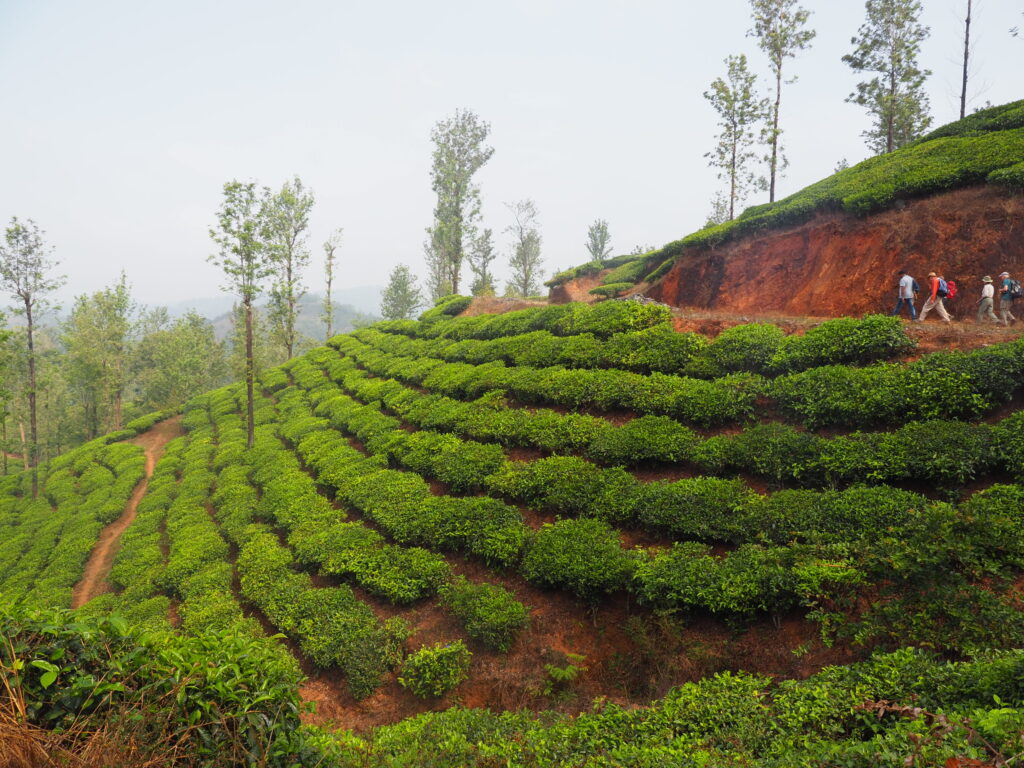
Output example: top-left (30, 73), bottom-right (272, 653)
top-left (548, 99), bottom-right (1024, 289)
top-left (2, 300), bottom-right (1024, 764)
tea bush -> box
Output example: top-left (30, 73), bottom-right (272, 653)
top-left (398, 640), bottom-right (472, 698)
top-left (440, 576), bottom-right (529, 652)
top-left (521, 519), bottom-right (636, 600)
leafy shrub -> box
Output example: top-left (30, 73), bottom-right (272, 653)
top-left (589, 282), bottom-right (633, 298)
top-left (520, 519), bottom-right (635, 600)
top-left (989, 160), bottom-right (1024, 191)
top-left (0, 605), bottom-right (318, 765)
top-left (487, 457), bottom-right (638, 524)
top-left (994, 410), bottom-right (1024, 479)
top-left (586, 415), bottom-right (698, 466)
top-left (602, 325), bottom-right (707, 374)
top-left (632, 477), bottom-right (757, 541)
top-left (692, 323), bottom-right (784, 376)
top-left (440, 577), bottom-right (529, 652)
top-left (601, 256), bottom-right (650, 285)
top-left (634, 543), bottom-right (797, 614)
top-left (398, 641), bottom-right (472, 698)
top-left (420, 295), bottom-right (473, 322)
top-left (769, 315), bottom-right (915, 374)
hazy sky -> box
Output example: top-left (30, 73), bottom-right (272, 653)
top-left (1, 0), bottom-right (1020, 308)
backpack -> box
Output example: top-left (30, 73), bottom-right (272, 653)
top-left (1010, 279), bottom-right (1023, 299)
top-left (945, 280), bottom-right (957, 300)
top-left (911, 279), bottom-right (920, 294)
top-left (937, 278), bottom-right (948, 298)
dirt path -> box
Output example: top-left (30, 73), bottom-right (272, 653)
top-left (71, 416), bottom-right (184, 609)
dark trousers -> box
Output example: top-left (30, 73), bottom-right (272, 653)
top-left (892, 297), bottom-right (916, 320)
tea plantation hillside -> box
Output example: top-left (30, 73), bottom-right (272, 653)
top-left (3, 297), bottom-right (1024, 765)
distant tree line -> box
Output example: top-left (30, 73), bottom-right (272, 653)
top-left (0, 219), bottom-right (229, 487)
top-left (1, 183), bottom-right (358, 476)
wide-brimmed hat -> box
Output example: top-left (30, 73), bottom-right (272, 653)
top-left (1000, 271), bottom-right (1011, 277)
top-left (927, 271), bottom-right (936, 277)
top-left (982, 276), bottom-right (993, 283)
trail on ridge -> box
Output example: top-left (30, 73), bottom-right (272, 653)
top-left (71, 416), bottom-right (183, 609)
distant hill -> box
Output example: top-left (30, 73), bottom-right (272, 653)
top-left (208, 293), bottom-right (378, 342)
top-left (166, 284), bottom-right (384, 319)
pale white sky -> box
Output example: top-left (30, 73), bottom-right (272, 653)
top-left (1, 0), bottom-right (1020, 308)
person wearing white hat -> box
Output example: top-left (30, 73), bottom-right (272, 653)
top-left (977, 276), bottom-right (998, 323)
top-left (998, 271), bottom-right (1018, 326)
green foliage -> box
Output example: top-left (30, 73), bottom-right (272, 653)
top-left (420, 294), bottom-right (473, 322)
top-left (989, 159), bottom-right (1024, 191)
top-left (634, 542), bottom-right (800, 615)
top-left (588, 282), bottom-right (633, 298)
top-left (440, 577), bottom-right (529, 652)
top-left (0, 604), bottom-right (329, 765)
top-left (600, 257), bottom-right (649, 285)
top-left (398, 640), bottom-right (472, 698)
top-left (521, 519), bottom-right (635, 601)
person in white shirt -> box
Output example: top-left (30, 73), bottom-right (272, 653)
top-left (891, 270), bottom-right (917, 320)
top-left (977, 276), bottom-right (998, 323)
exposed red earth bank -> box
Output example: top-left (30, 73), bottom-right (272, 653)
top-left (556, 187), bottom-right (1024, 317)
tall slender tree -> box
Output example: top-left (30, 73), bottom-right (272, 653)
top-left (843, 0), bottom-right (932, 155)
top-left (0, 315), bottom-right (11, 476)
top-left (209, 181), bottom-right (274, 449)
top-left (748, 0), bottom-right (816, 203)
top-left (467, 228), bottom-right (498, 296)
top-left (322, 228), bottom-right (342, 340)
top-left (425, 109), bottom-right (494, 297)
top-left (264, 176), bottom-right (314, 360)
top-left (959, 0), bottom-right (973, 119)
top-left (585, 219), bottom-right (613, 263)
top-left (0, 217), bottom-right (65, 497)
top-left (505, 200), bottom-right (543, 298)
top-left (704, 55), bottom-right (769, 221)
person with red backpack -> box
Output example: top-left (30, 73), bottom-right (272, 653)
top-left (918, 271), bottom-right (952, 323)
top-left (999, 271), bottom-right (1019, 326)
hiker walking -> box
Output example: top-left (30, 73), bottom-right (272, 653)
top-left (891, 270), bottom-right (917, 320)
top-left (999, 271), bottom-right (1019, 326)
top-left (977, 276), bottom-right (998, 323)
top-left (918, 271), bottom-right (952, 323)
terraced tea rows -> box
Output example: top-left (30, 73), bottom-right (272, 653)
top-left (2, 299), bottom-right (1023, 747)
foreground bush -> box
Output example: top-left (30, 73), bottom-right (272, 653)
top-left (0, 605), bottom-right (332, 766)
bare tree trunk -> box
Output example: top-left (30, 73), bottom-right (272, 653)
top-left (286, 255), bottom-right (295, 359)
top-left (769, 64), bottom-right (782, 203)
top-left (114, 389), bottom-right (123, 431)
top-left (887, 69), bottom-right (896, 153)
top-left (729, 139), bottom-right (738, 220)
top-left (1, 416), bottom-right (7, 476)
top-left (325, 268), bottom-right (334, 340)
top-left (960, 0), bottom-right (972, 119)
top-left (25, 300), bottom-right (38, 497)
top-left (245, 297), bottom-right (255, 450)
top-left (18, 421), bottom-right (29, 473)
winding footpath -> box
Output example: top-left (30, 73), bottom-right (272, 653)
top-left (71, 416), bottom-right (183, 609)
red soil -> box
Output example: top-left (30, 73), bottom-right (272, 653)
top-left (462, 296), bottom-right (548, 316)
top-left (71, 416), bottom-right (183, 609)
top-left (645, 186), bottom-right (1024, 317)
top-left (548, 271), bottom-right (607, 304)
